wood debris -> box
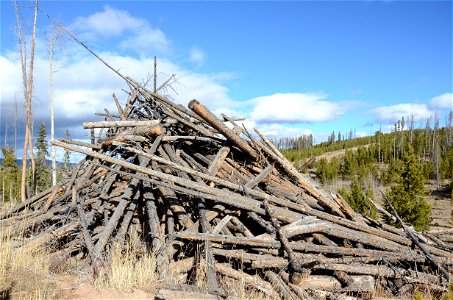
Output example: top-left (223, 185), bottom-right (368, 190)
top-left (1, 77), bottom-right (452, 299)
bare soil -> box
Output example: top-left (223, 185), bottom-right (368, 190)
top-left (426, 181), bottom-right (452, 231)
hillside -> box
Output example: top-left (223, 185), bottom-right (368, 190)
top-left (281, 126), bottom-right (453, 231)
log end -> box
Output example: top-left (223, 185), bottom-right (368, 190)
top-left (150, 124), bottom-right (163, 136)
top-left (188, 99), bottom-right (200, 110)
top-left (290, 272), bottom-right (305, 285)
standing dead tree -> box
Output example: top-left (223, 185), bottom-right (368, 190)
top-left (48, 25), bottom-right (63, 187)
top-left (15, 0), bottom-right (39, 201)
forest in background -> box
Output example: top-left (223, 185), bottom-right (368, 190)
top-left (281, 113), bottom-right (453, 231)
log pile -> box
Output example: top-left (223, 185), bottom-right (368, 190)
top-left (1, 77), bottom-right (452, 299)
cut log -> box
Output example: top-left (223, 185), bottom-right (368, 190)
top-left (82, 119), bottom-right (161, 129)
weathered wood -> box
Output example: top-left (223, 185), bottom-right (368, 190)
top-left (247, 212), bottom-right (275, 233)
top-left (278, 271), bottom-right (312, 299)
top-left (123, 89), bottom-right (138, 118)
top-left (112, 93), bottom-right (126, 120)
top-left (245, 164), bottom-right (273, 189)
top-left (74, 188), bottom-right (99, 273)
top-left (333, 270), bottom-right (354, 287)
top-left (195, 196), bottom-right (219, 291)
top-left (102, 124), bottom-right (163, 146)
top-left (207, 147), bottom-right (230, 176)
top-left (216, 263), bottom-right (277, 296)
top-left (330, 192), bottom-right (364, 224)
top-left (189, 99), bottom-right (259, 159)
top-left (314, 263), bottom-right (439, 283)
top-left (114, 189), bottom-right (140, 246)
top-left (264, 270), bottom-right (299, 300)
top-left (281, 217), bottom-right (408, 252)
top-left (229, 216), bottom-right (254, 237)
top-left (211, 215), bottom-right (232, 235)
top-left (93, 180), bottom-right (139, 257)
top-left (83, 119), bottom-right (161, 129)
top-left (60, 138), bottom-right (102, 150)
top-left (254, 128), bottom-right (285, 160)
top-left (263, 199), bottom-right (304, 285)
top-left (161, 136), bottom-right (222, 143)
top-left (163, 107), bottom-right (215, 137)
top-left (174, 231), bottom-right (279, 248)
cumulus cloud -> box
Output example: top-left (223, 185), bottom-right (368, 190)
top-left (370, 92), bottom-right (452, 126)
top-left (249, 93), bottom-right (344, 124)
top-left (428, 93), bottom-right (452, 110)
top-left (71, 5), bottom-right (170, 54)
top-left (71, 5), bottom-right (144, 38)
top-left (372, 103), bottom-right (432, 124)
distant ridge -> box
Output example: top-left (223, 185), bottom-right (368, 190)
top-left (0, 158), bottom-right (76, 168)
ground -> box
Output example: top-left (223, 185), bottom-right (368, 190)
top-left (426, 181), bottom-right (453, 231)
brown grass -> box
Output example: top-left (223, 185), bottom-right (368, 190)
top-left (94, 237), bottom-right (158, 293)
top-left (0, 219), bottom-right (63, 299)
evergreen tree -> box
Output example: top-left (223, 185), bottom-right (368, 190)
top-left (35, 122), bottom-right (51, 193)
top-left (338, 179), bottom-right (377, 218)
top-left (385, 144), bottom-right (431, 231)
top-left (62, 129), bottom-right (72, 173)
top-left (0, 147), bottom-right (19, 202)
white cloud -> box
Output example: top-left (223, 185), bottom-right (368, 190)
top-left (189, 46), bottom-right (206, 65)
top-left (71, 5), bottom-right (170, 54)
top-left (0, 55), bottom-right (21, 99)
top-left (71, 5), bottom-right (145, 38)
top-left (370, 93), bottom-right (452, 126)
top-left (253, 123), bottom-right (313, 138)
top-left (249, 93), bottom-right (343, 124)
top-left (428, 93), bottom-right (452, 111)
top-left (120, 29), bottom-right (169, 54)
top-left (372, 103), bottom-right (432, 124)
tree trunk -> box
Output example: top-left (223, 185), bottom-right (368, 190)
top-left (17, 0), bottom-right (38, 202)
top-left (50, 36), bottom-right (56, 186)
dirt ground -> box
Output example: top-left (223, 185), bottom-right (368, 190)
top-left (426, 181), bottom-right (453, 231)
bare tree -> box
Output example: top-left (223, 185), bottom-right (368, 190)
top-left (3, 114), bottom-right (7, 147)
top-left (14, 95), bottom-right (18, 153)
top-left (409, 114), bottom-right (414, 144)
top-left (433, 114), bottom-right (440, 189)
top-left (447, 110), bottom-right (452, 146)
top-left (49, 33), bottom-right (56, 186)
top-left (15, 0), bottom-right (39, 202)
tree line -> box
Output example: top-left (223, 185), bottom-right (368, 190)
top-left (282, 112), bottom-right (453, 231)
top-left (0, 123), bottom-right (71, 203)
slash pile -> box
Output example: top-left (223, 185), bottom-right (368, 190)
top-left (1, 76), bottom-right (452, 299)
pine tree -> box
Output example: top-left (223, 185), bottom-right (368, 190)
top-left (385, 143), bottom-right (431, 231)
top-left (35, 122), bottom-right (51, 193)
top-left (1, 147), bottom-right (19, 202)
top-left (61, 129), bottom-right (72, 174)
top-left (338, 179), bottom-right (377, 218)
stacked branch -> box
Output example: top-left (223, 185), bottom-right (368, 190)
top-left (1, 78), bottom-right (452, 299)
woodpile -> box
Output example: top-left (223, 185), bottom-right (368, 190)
top-left (1, 76), bottom-right (452, 299)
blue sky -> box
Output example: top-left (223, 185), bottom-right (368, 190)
top-left (1, 0), bottom-right (452, 160)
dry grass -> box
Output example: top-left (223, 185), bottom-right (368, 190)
top-left (95, 237), bottom-right (158, 293)
top-left (0, 220), bottom-right (63, 299)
